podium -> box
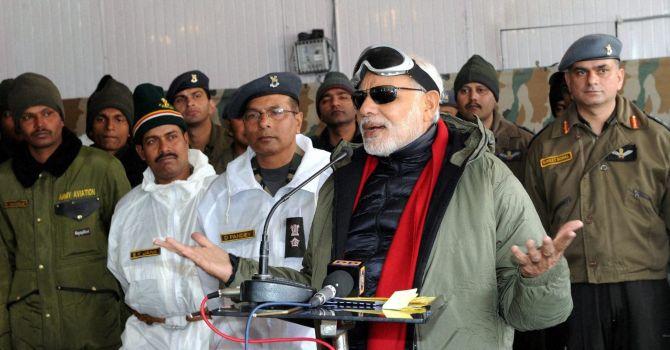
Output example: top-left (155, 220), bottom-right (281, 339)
top-left (210, 296), bottom-right (443, 350)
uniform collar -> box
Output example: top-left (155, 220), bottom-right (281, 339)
top-left (550, 94), bottom-right (647, 139)
top-left (11, 128), bottom-right (82, 188)
top-left (141, 148), bottom-right (216, 192)
top-left (226, 134), bottom-right (330, 197)
top-left (204, 120), bottom-right (221, 154)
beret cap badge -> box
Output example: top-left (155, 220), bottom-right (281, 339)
top-left (269, 75), bottom-right (280, 88)
top-left (159, 98), bottom-right (171, 109)
top-left (605, 44), bottom-right (613, 56)
top-left (190, 74), bottom-right (198, 83)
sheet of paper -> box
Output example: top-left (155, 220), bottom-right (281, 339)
top-left (382, 288), bottom-right (418, 310)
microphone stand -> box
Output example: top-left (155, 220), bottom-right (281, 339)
top-left (240, 148), bottom-right (352, 303)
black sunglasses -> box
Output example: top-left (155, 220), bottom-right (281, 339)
top-left (352, 85), bottom-right (425, 109)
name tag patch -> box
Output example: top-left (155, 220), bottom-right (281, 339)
top-left (130, 247), bottom-right (161, 260)
top-left (496, 149), bottom-right (522, 161)
top-left (74, 228), bottom-right (91, 237)
top-left (220, 229), bottom-right (255, 243)
top-left (285, 217), bottom-right (306, 258)
top-left (3, 200), bottom-right (29, 208)
top-left (540, 151), bottom-right (573, 168)
top-left (606, 144), bottom-right (637, 162)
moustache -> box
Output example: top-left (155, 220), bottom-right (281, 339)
top-left (466, 103), bottom-right (481, 109)
top-left (155, 152), bottom-right (178, 163)
top-left (30, 129), bottom-right (52, 137)
top-left (359, 116), bottom-right (389, 129)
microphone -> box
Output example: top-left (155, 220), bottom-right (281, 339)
top-left (327, 259), bottom-right (366, 297)
top-left (309, 270), bottom-right (355, 307)
top-left (240, 147), bottom-right (354, 303)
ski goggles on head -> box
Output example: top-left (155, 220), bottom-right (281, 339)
top-left (351, 44), bottom-right (440, 93)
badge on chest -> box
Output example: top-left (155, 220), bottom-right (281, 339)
top-left (606, 144), bottom-right (637, 162)
top-left (220, 229), bottom-right (255, 243)
top-left (285, 217), bottom-right (306, 258)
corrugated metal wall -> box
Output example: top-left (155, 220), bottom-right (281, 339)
top-left (1, 0), bottom-right (669, 98)
top-left (0, 0), bottom-right (334, 98)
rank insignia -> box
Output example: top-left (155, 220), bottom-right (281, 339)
top-left (605, 44), bottom-right (613, 56)
top-left (220, 229), bottom-right (255, 243)
top-left (190, 74), bottom-right (198, 83)
top-left (629, 115), bottom-right (640, 129)
top-left (269, 75), bottom-right (280, 88)
top-left (496, 150), bottom-right (522, 161)
top-left (562, 120), bottom-right (570, 135)
top-left (606, 144), bottom-right (637, 161)
top-left (540, 151), bottom-right (573, 168)
top-left (130, 247), bottom-right (161, 260)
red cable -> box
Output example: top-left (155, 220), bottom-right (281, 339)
top-left (200, 296), bottom-right (336, 350)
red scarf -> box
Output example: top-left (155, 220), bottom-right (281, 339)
top-left (352, 121), bottom-right (449, 350)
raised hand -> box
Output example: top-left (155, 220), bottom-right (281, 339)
top-left (154, 232), bottom-right (234, 282)
top-left (511, 220), bottom-right (583, 278)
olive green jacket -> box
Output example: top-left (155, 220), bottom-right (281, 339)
top-left (0, 140), bottom-right (130, 349)
top-left (490, 111), bottom-right (534, 185)
top-left (202, 121), bottom-right (235, 174)
top-left (525, 94), bottom-right (670, 283)
top-left (231, 118), bottom-right (573, 349)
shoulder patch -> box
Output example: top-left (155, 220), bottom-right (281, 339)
top-left (647, 114), bottom-right (670, 133)
top-left (528, 121), bottom-right (554, 148)
top-left (518, 125), bottom-right (535, 136)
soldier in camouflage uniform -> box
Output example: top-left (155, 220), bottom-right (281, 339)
top-left (525, 34), bottom-right (670, 350)
top-left (454, 54), bottom-right (533, 184)
top-left (167, 70), bottom-right (234, 173)
top-left (0, 73), bottom-right (130, 349)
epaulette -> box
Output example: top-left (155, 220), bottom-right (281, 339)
top-left (517, 124), bottom-right (535, 136)
top-left (647, 114), bottom-right (670, 133)
top-left (527, 120), bottom-right (555, 147)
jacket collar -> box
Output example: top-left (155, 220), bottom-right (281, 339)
top-left (11, 127), bottom-right (82, 188)
top-left (140, 148), bottom-right (216, 192)
top-left (550, 94), bottom-right (647, 139)
top-left (225, 134), bottom-right (331, 197)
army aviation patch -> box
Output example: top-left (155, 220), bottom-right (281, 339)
top-left (606, 144), bottom-right (637, 161)
top-left (496, 149), bottom-right (522, 161)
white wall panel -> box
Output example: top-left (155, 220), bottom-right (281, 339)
top-left (2, 0), bottom-right (670, 98)
top-left (618, 15), bottom-right (670, 60)
top-left (1, 0), bottom-right (333, 98)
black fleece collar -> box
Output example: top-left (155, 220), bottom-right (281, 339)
top-left (12, 128), bottom-right (82, 188)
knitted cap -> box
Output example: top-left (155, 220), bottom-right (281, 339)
top-left (132, 83), bottom-right (186, 144)
top-left (454, 55), bottom-right (499, 101)
top-left (9, 73), bottom-right (65, 125)
top-left (86, 75), bottom-right (134, 135)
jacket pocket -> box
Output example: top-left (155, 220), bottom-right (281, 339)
top-left (53, 197), bottom-right (104, 260)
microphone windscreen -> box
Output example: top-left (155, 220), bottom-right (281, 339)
top-left (322, 270), bottom-right (354, 297)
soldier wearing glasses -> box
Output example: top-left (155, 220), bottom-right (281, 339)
top-left (194, 72), bottom-right (331, 349)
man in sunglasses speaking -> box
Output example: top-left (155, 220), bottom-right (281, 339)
top-left (454, 54), bottom-right (533, 184)
top-left (156, 46), bottom-right (579, 349)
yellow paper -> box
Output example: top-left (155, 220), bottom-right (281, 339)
top-left (382, 288), bottom-right (418, 310)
